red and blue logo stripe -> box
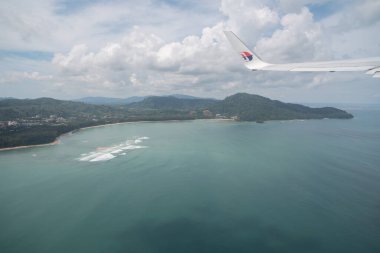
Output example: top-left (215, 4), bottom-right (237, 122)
top-left (240, 51), bottom-right (253, 62)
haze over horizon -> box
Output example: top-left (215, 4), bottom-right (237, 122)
top-left (1, 0), bottom-right (380, 103)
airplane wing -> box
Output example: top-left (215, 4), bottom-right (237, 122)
top-left (224, 31), bottom-right (380, 78)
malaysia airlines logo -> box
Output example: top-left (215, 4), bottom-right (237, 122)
top-left (240, 51), bottom-right (253, 62)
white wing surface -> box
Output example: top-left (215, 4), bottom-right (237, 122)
top-left (224, 31), bottom-right (380, 78)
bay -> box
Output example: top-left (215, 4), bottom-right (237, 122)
top-left (1, 106), bottom-right (380, 253)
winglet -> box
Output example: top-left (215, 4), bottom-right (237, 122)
top-left (224, 31), bottom-right (270, 70)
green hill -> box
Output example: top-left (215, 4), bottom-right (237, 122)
top-left (74, 94), bottom-right (208, 105)
top-left (0, 97), bottom-right (131, 121)
top-left (210, 93), bottom-right (353, 122)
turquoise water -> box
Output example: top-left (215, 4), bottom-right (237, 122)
top-left (1, 107), bottom-right (380, 253)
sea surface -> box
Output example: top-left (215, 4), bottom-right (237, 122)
top-left (1, 106), bottom-right (380, 253)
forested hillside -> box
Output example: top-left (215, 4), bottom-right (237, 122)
top-left (0, 94), bottom-right (353, 148)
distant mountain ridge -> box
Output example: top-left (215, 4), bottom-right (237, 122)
top-left (126, 96), bottom-right (217, 110)
top-left (74, 94), bottom-right (211, 105)
top-left (73, 96), bottom-right (145, 105)
top-left (0, 97), bottom-right (14, 101)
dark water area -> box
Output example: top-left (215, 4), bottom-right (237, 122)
top-left (1, 107), bottom-right (380, 253)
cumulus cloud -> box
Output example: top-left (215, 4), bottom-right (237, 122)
top-left (0, 71), bottom-right (53, 83)
top-left (256, 7), bottom-right (325, 62)
top-left (50, 3), bottom-right (323, 96)
top-left (50, 22), bottom-right (257, 98)
top-left (220, 0), bottom-right (279, 31)
top-left (1, 0), bottom-right (379, 102)
top-left (53, 27), bottom-right (164, 73)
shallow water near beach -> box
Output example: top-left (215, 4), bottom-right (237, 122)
top-left (1, 105), bottom-right (380, 253)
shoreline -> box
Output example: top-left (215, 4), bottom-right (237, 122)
top-left (0, 116), bottom-right (347, 152)
top-left (0, 119), bottom-right (201, 152)
top-left (0, 139), bottom-right (60, 152)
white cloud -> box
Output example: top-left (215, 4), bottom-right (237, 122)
top-left (255, 7), bottom-right (324, 62)
top-left (275, 0), bottom-right (334, 12)
top-left (220, 0), bottom-right (279, 31)
top-left (0, 71), bottom-right (53, 83)
top-left (320, 0), bottom-right (380, 58)
top-left (53, 26), bottom-right (165, 74)
top-left (49, 0), bottom-right (284, 97)
top-left (1, 0), bottom-right (379, 103)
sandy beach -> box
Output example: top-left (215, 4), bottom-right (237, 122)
top-left (0, 139), bottom-right (60, 152)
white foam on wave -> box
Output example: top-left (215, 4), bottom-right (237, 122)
top-left (77, 136), bottom-right (149, 162)
top-left (122, 145), bottom-right (147, 150)
top-left (111, 149), bottom-right (124, 154)
top-left (89, 153), bottom-right (115, 162)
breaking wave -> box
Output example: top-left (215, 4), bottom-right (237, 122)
top-left (78, 137), bottom-right (149, 162)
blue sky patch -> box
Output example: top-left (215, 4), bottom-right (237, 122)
top-left (0, 50), bottom-right (54, 61)
top-left (307, 2), bottom-right (340, 21)
top-left (55, 0), bottom-right (106, 14)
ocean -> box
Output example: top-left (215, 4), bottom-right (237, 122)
top-left (1, 106), bottom-right (380, 253)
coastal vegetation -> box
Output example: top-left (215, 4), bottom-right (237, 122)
top-left (211, 93), bottom-right (353, 121)
top-left (0, 93), bottom-right (353, 149)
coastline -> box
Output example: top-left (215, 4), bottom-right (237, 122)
top-left (0, 139), bottom-right (60, 152)
top-left (0, 122), bottom-right (133, 152)
top-left (0, 116), bottom-right (347, 152)
top-left (0, 119), bottom-right (198, 152)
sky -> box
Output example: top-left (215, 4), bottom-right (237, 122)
top-left (0, 0), bottom-right (380, 103)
